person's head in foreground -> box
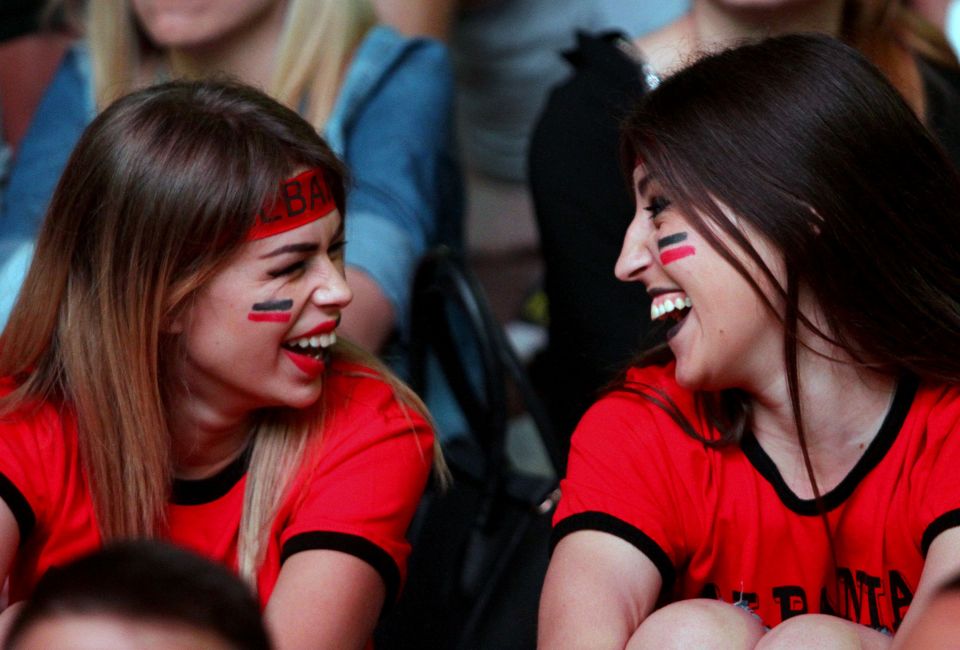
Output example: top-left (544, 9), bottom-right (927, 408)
top-left (5, 541), bottom-right (270, 650)
top-left (541, 33), bottom-right (960, 649)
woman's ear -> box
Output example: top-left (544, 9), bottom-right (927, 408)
top-left (161, 301), bottom-right (190, 335)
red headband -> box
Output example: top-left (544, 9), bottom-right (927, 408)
top-left (246, 168), bottom-right (336, 241)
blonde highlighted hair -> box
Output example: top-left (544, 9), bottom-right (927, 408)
top-left (87, 0), bottom-right (376, 128)
top-left (0, 79), bottom-right (436, 584)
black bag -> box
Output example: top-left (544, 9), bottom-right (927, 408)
top-left (376, 246), bottom-right (562, 650)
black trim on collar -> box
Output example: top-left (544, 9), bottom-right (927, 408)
top-left (922, 508), bottom-right (960, 557)
top-left (282, 531), bottom-right (401, 611)
top-left (740, 375), bottom-right (919, 515)
top-left (0, 473), bottom-right (35, 544)
top-left (552, 511), bottom-right (676, 591)
top-left (171, 446), bottom-right (251, 506)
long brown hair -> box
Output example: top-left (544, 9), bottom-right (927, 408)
top-left (622, 32), bottom-right (960, 442)
top-left (0, 79), bottom-right (431, 581)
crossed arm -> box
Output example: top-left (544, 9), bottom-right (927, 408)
top-left (540, 527), bottom-right (960, 649)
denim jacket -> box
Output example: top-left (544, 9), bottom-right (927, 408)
top-left (0, 26), bottom-right (462, 337)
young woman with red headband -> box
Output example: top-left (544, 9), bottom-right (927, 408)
top-left (0, 79), bottom-right (437, 650)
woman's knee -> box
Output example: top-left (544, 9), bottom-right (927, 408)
top-left (757, 614), bottom-right (889, 650)
top-left (627, 599), bottom-right (766, 649)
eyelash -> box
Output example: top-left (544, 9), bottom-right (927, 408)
top-left (645, 196), bottom-right (671, 219)
top-left (268, 260), bottom-right (306, 278)
top-left (267, 240), bottom-right (347, 278)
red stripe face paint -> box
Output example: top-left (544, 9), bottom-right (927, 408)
top-left (248, 298), bottom-right (293, 322)
top-left (660, 245), bottom-right (696, 266)
top-left (657, 230), bottom-right (695, 266)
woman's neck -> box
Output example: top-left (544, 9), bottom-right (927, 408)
top-left (638, 0), bottom-right (845, 78)
top-left (747, 345), bottom-right (898, 496)
top-left (165, 385), bottom-right (254, 480)
top-left (163, 1), bottom-right (288, 91)
top-left (690, 0), bottom-right (845, 49)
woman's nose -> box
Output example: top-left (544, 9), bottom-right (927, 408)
top-left (614, 215), bottom-right (654, 283)
top-left (310, 261), bottom-right (353, 309)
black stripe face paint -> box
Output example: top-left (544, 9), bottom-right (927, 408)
top-left (248, 298), bottom-right (294, 322)
top-left (657, 232), bottom-right (688, 250)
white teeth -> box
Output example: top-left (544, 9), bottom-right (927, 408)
top-left (286, 331), bottom-right (338, 350)
top-left (650, 295), bottom-right (692, 322)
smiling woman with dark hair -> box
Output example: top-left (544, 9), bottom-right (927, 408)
top-left (540, 34), bottom-right (960, 648)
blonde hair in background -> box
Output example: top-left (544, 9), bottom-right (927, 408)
top-left (86, 0), bottom-right (376, 129)
top-left (843, 0), bottom-right (959, 113)
top-left (0, 80), bottom-right (436, 585)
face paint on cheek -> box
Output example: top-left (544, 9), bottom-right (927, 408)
top-left (657, 232), bottom-right (687, 249)
top-left (660, 246), bottom-right (696, 266)
top-left (658, 231), bottom-right (695, 266)
top-left (248, 298), bottom-right (294, 322)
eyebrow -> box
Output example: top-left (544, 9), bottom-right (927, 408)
top-left (260, 243), bottom-right (320, 259)
top-left (636, 174), bottom-right (654, 196)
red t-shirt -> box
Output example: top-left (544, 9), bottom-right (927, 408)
top-left (554, 362), bottom-right (960, 633)
top-left (0, 359), bottom-right (433, 608)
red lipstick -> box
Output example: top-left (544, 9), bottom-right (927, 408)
top-left (283, 349), bottom-right (326, 378)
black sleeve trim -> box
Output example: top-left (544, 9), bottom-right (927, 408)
top-left (922, 508), bottom-right (960, 557)
top-left (0, 473), bottom-right (34, 544)
top-left (552, 511), bottom-right (676, 590)
top-left (281, 532), bottom-right (401, 609)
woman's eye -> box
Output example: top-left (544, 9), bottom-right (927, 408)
top-left (267, 260), bottom-right (306, 278)
top-left (644, 196), bottom-right (671, 219)
top-left (329, 239), bottom-right (347, 256)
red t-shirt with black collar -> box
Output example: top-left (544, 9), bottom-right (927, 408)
top-left (0, 359), bottom-right (433, 609)
top-left (554, 362), bottom-right (960, 633)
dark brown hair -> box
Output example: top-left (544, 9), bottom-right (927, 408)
top-left (5, 541), bottom-right (270, 650)
top-left (622, 33), bottom-right (960, 441)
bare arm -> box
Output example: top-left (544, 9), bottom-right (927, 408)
top-left (264, 549), bottom-right (386, 650)
top-left (892, 526), bottom-right (960, 647)
top-left (539, 530), bottom-right (662, 649)
top-left (338, 266), bottom-right (396, 354)
top-left (0, 501), bottom-right (21, 645)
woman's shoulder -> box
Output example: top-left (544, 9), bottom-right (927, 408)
top-left (346, 24), bottom-right (451, 91)
top-left (631, 14), bottom-right (695, 81)
top-left (0, 380), bottom-right (76, 462)
top-left (911, 378), bottom-right (960, 434)
top-left (576, 360), bottom-right (698, 444)
top-left (322, 357), bottom-right (427, 430)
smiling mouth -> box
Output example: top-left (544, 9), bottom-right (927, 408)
top-left (650, 292), bottom-right (692, 341)
top-left (282, 332), bottom-right (337, 361)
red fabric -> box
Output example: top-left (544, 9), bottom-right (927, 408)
top-left (247, 168), bottom-right (337, 241)
top-left (555, 362), bottom-right (960, 633)
top-left (0, 359), bottom-right (432, 609)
